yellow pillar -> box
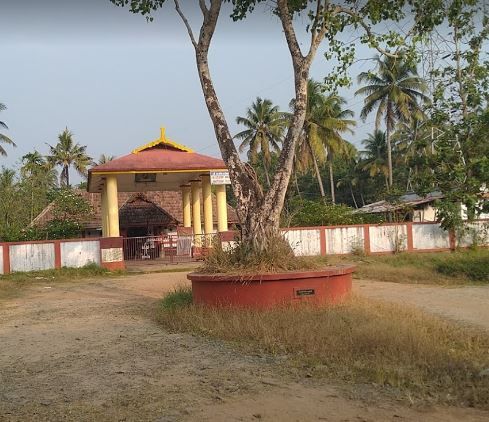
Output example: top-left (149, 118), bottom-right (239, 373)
top-left (216, 184), bottom-right (228, 232)
top-left (191, 180), bottom-right (202, 237)
top-left (201, 175), bottom-right (214, 235)
top-left (106, 175), bottom-right (120, 237)
top-left (181, 185), bottom-right (191, 228)
top-left (101, 184), bottom-right (108, 237)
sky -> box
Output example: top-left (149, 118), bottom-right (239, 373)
top-left (0, 0), bottom-right (422, 181)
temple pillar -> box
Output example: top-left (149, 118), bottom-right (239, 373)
top-left (191, 180), bottom-right (202, 237)
top-left (106, 175), bottom-right (120, 237)
top-left (201, 175), bottom-right (214, 235)
top-left (101, 183), bottom-right (108, 237)
top-left (216, 184), bottom-right (228, 232)
top-left (181, 185), bottom-right (191, 228)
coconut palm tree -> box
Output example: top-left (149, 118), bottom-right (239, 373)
top-left (47, 128), bottom-right (92, 187)
top-left (97, 154), bottom-right (115, 165)
top-left (294, 80), bottom-right (356, 202)
top-left (21, 151), bottom-right (58, 222)
top-left (234, 97), bottom-right (286, 187)
top-left (336, 157), bottom-right (362, 208)
top-left (0, 103), bottom-right (15, 156)
top-left (360, 130), bottom-right (390, 190)
top-left (316, 96), bottom-right (356, 204)
top-left (0, 167), bottom-right (18, 233)
top-left (355, 55), bottom-right (429, 188)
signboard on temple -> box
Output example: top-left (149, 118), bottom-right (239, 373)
top-left (210, 171), bottom-right (231, 185)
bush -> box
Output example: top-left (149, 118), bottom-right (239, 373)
top-left (161, 287), bottom-right (193, 310)
top-left (286, 199), bottom-right (382, 227)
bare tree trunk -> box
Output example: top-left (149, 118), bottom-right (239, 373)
top-left (386, 123), bottom-right (393, 189)
top-left (294, 170), bottom-right (301, 199)
top-left (328, 156), bottom-right (335, 204)
top-left (62, 165), bottom-right (69, 187)
top-left (174, 0), bottom-right (321, 251)
top-left (262, 157), bottom-right (271, 188)
top-left (350, 184), bottom-right (358, 208)
top-left (308, 141), bottom-right (325, 198)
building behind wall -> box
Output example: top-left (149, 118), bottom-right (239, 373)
top-left (32, 189), bottom-right (238, 238)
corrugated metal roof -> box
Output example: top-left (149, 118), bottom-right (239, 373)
top-left (355, 192), bottom-right (443, 214)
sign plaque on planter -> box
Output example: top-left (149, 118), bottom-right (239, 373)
top-left (210, 171), bottom-right (231, 185)
top-left (296, 289), bottom-right (315, 297)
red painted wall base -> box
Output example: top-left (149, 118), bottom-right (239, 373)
top-left (188, 265), bottom-right (354, 308)
top-left (101, 261), bottom-right (125, 271)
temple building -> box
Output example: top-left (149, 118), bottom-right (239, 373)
top-left (33, 128), bottom-right (238, 238)
top-left (87, 127), bottom-right (235, 238)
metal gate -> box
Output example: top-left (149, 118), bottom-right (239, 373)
top-left (122, 234), bottom-right (215, 263)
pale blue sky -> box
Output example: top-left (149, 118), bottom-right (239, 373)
top-left (1, 0), bottom-right (405, 178)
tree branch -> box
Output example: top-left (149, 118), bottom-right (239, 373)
top-left (199, 0), bottom-right (208, 15)
top-left (276, 0), bottom-right (304, 63)
top-left (198, 0), bottom-right (221, 53)
top-left (336, 6), bottom-right (402, 58)
top-left (174, 0), bottom-right (197, 48)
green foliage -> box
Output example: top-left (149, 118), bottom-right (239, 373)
top-left (160, 287), bottom-right (193, 310)
top-left (49, 188), bottom-right (93, 222)
top-left (14, 219), bottom-right (82, 241)
top-left (435, 251), bottom-right (489, 282)
top-left (356, 55), bottom-right (429, 188)
top-left (3, 188), bottom-right (93, 241)
top-left (292, 79), bottom-right (356, 200)
top-left (47, 128), bottom-right (92, 187)
top-left (29, 189), bottom-right (93, 240)
top-left (43, 220), bottom-right (83, 240)
top-left (413, 4), bottom-right (489, 229)
top-left (234, 97), bottom-right (286, 187)
top-left (286, 198), bottom-right (381, 227)
top-left (0, 102), bottom-right (15, 156)
top-left (20, 151), bottom-right (58, 222)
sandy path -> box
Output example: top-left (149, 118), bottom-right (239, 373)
top-left (1, 272), bottom-right (488, 421)
top-left (355, 279), bottom-right (489, 330)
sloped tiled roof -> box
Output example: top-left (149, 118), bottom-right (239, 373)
top-left (89, 148), bottom-right (227, 174)
top-left (89, 128), bottom-right (226, 174)
top-left (119, 194), bottom-right (179, 227)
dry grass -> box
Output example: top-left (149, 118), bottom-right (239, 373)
top-left (158, 290), bottom-right (489, 408)
top-left (322, 249), bottom-right (489, 285)
top-left (201, 235), bottom-right (318, 274)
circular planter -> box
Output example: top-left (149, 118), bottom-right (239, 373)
top-left (188, 265), bottom-right (355, 308)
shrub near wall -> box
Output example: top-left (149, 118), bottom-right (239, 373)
top-left (287, 199), bottom-right (382, 227)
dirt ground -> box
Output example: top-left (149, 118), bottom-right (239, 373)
top-left (1, 272), bottom-right (489, 422)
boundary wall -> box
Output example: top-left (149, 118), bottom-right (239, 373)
top-left (0, 221), bottom-right (487, 274)
top-left (0, 237), bottom-right (124, 275)
top-left (281, 220), bottom-right (489, 257)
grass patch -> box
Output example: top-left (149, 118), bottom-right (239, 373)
top-left (161, 286), bottom-right (193, 310)
top-left (157, 291), bottom-right (489, 408)
top-left (201, 235), bottom-right (319, 274)
top-left (0, 264), bottom-right (126, 301)
top-left (323, 249), bottom-right (489, 285)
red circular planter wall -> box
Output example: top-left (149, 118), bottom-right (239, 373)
top-left (188, 265), bottom-right (355, 308)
